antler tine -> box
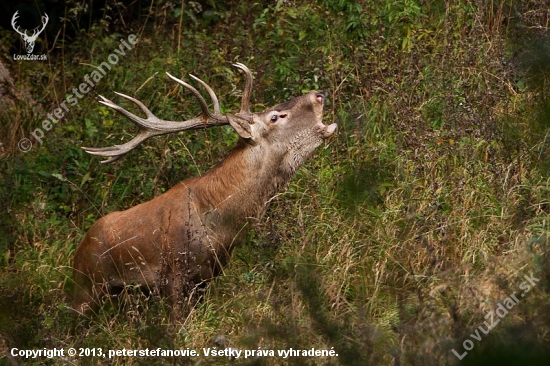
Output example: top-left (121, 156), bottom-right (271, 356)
top-left (233, 63), bottom-right (253, 114)
top-left (189, 74), bottom-right (221, 115)
top-left (83, 130), bottom-right (156, 164)
top-left (166, 72), bottom-right (221, 121)
top-left (99, 93), bottom-right (158, 128)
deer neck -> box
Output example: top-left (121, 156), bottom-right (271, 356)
top-left (194, 140), bottom-right (292, 224)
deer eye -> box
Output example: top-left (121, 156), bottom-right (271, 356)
top-left (270, 115), bottom-right (278, 122)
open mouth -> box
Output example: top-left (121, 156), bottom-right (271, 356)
top-left (316, 93), bottom-right (325, 105)
top-left (314, 92), bottom-right (336, 138)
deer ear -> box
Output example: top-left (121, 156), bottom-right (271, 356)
top-left (226, 114), bottom-right (253, 140)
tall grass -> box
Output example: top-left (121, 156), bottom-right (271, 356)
top-left (1, 0), bottom-right (550, 365)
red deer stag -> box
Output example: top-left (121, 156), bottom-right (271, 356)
top-left (73, 63), bottom-right (337, 317)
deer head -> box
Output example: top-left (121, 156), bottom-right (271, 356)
top-left (11, 11), bottom-right (49, 54)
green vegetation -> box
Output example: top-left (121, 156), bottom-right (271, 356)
top-left (1, 0), bottom-right (550, 364)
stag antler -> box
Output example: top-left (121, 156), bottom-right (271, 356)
top-left (83, 63), bottom-right (254, 163)
top-left (234, 62), bottom-right (253, 114)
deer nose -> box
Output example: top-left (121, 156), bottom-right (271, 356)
top-left (316, 93), bottom-right (325, 104)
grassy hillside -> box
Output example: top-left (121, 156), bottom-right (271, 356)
top-left (1, 0), bottom-right (550, 365)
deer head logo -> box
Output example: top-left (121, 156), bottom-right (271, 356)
top-left (11, 11), bottom-right (48, 54)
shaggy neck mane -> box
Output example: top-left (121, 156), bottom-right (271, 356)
top-left (190, 140), bottom-right (292, 222)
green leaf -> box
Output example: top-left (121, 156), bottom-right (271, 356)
top-left (80, 172), bottom-right (91, 187)
top-left (51, 173), bottom-right (66, 182)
